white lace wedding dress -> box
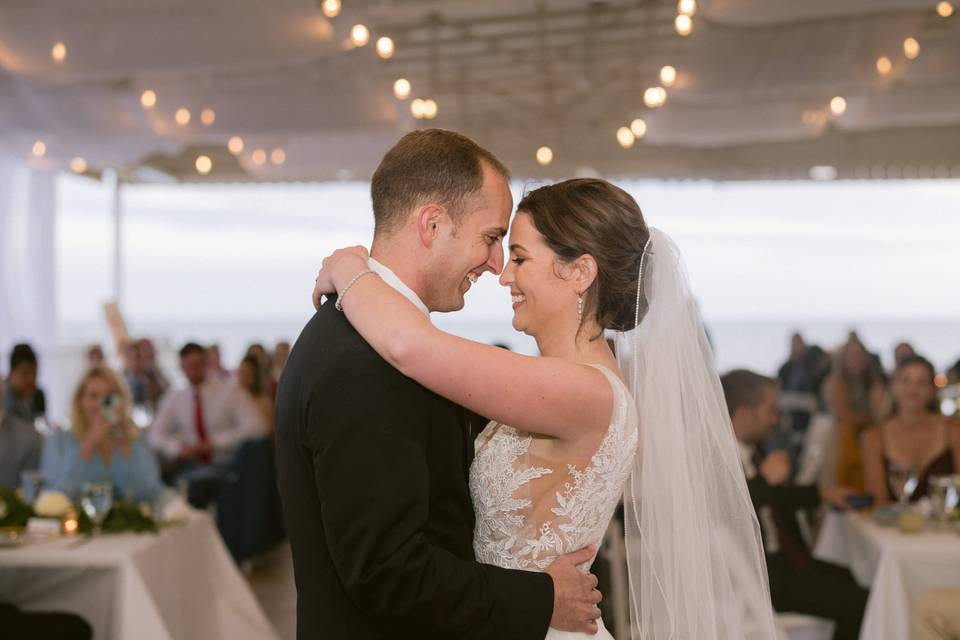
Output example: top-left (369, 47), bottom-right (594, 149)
top-left (469, 365), bottom-right (639, 639)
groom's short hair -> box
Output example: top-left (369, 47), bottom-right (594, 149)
top-left (720, 369), bottom-right (776, 418)
top-left (371, 128), bottom-right (510, 235)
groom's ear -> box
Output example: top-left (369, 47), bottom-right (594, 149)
top-left (416, 203), bottom-right (446, 248)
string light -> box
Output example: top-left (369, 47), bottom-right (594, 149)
top-left (393, 78), bottom-right (411, 100)
top-left (321, 0), bottom-right (341, 18)
top-left (140, 90), bottom-right (157, 108)
top-left (200, 108), bottom-right (216, 126)
top-left (228, 136), bottom-right (244, 155)
top-left (175, 108), bottom-right (191, 125)
top-left (830, 96), bottom-right (847, 115)
top-left (32, 140), bottom-right (47, 157)
top-left (876, 56), bottom-right (892, 75)
top-left (411, 99), bottom-right (426, 119)
top-left (195, 155), bottom-right (212, 175)
top-left (51, 42), bottom-right (67, 63)
top-left (251, 149), bottom-right (267, 166)
top-left (271, 148), bottom-right (286, 165)
top-left (536, 146), bottom-right (554, 166)
top-left (904, 37), bottom-right (920, 60)
top-left (643, 86), bottom-right (667, 108)
top-left (937, 1), bottom-right (954, 17)
top-left (678, 0), bottom-right (697, 16)
top-left (616, 127), bottom-right (635, 149)
top-left (675, 14), bottom-right (693, 36)
top-left (660, 65), bottom-right (677, 87)
top-left (630, 118), bottom-right (647, 139)
top-left (376, 37), bottom-right (395, 59)
top-left (351, 24), bottom-right (370, 47)
top-left (70, 157), bottom-right (87, 173)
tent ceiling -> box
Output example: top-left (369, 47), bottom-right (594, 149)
top-left (1, 0), bottom-right (959, 182)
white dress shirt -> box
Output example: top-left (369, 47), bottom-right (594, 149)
top-left (368, 257), bottom-right (430, 318)
top-left (738, 440), bottom-right (780, 554)
top-left (149, 376), bottom-right (266, 461)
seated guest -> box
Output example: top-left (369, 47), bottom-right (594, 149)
top-left (4, 343), bottom-right (46, 422)
top-left (271, 340), bottom-right (290, 383)
top-left (894, 341), bottom-right (916, 369)
top-left (722, 369), bottom-right (868, 640)
top-left (41, 366), bottom-right (163, 503)
top-left (0, 379), bottom-right (42, 490)
top-left (0, 603), bottom-right (92, 640)
top-left (138, 338), bottom-right (170, 409)
top-left (237, 355), bottom-right (274, 432)
top-left (86, 344), bottom-right (105, 368)
top-left (206, 343), bottom-right (231, 381)
top-left (862, 356), bottom-right (958, 505)
top-left (823, 336), bottom-right (887, 490)
top-left (150, 343), bottom-right (266, 476)
top-left (911, 588), bottom-right (960, 640)
top-left (122, 340), bottom-right (149, 407)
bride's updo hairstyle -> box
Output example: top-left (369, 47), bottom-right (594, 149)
top-left (516, 178), bottom-right (650, 334)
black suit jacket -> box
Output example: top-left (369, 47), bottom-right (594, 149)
top-left (275, 300), bottom-right (554, 639)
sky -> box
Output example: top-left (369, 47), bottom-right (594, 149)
top-left (56, 175), bottom-right (960, 325)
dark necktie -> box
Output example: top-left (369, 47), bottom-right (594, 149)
top-left (193, 389), bottom-right (212, 463)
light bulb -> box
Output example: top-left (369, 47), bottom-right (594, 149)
top-left (200, 108), bottom-right (216, 126)
top-left (51, 42), bottom-right (67, 63)
top-left (228, 136), bottom-right (244, 155)
top-left (351, 24), bottom-right (370, 47)
top-left (140, 90), bottom-right (157, 108)
top-left (423, 99), bottom-right (438, 119)
top-left (536, 146), bottom-right (554, 166)
top-left (830, 96), bottom-right (846, 115)
top-left (321, 0), bottom-right (341, 18)
top-left (660, 65), bottom-right (677, 87)
top-left (630, 118), bottom-right (647, 138)
top-left (678, 0), bottom-right (697, 16)
top-left (393, 78), bottom-right (411, 100)
top-left (876, 56), bottom-right (892, 75)
top-left (616, 127), bottom-right (635, 149)
top-left (411, 99), bottom-right (426, 119)
top-left (904, 37), bottom-right (920, 60)
top-left (271, 148), bottom-right (286, 165)
top-left (175, 108), bottom-right (191, 126)
top-left (376, 37), bottom-right (395, 59)
top-left (675, 14), bottom-right (693, 36)
top-left (643, 86), bottom-right (667, 108)
top-left (937, 1), bottom-right (954, 17)
top-left (70, 157), bottom-right (87, 173)
top-left (32, 140), bottom-right (46, 157)
top-left (195, 155), bottom-right (212, 175)
top-left (251, 149), bottom-right (267, 166)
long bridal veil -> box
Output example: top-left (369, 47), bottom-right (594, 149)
top-left (614, 228), bottom-right (777, 639)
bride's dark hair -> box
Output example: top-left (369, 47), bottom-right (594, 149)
top-left (516, 178), bottom-right (650, 334)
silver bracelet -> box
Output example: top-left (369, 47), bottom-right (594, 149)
top-left (335, 269), bottom-right (377, 311)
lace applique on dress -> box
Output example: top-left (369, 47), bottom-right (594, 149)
top-left (470, 365), bottom-right (639, 571)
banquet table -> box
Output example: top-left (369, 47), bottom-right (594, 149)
top-left (0, 512), bottom-right (278, 640)
top-left (813, 511), bottom-right (960, 640)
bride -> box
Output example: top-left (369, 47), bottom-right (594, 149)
top-left (312, 178), bottom-right (777, 639)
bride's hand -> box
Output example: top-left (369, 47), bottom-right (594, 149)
top-left (313, 246), bottom-right (370, 310)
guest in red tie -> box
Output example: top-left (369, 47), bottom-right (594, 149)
top-left (721, 369), bottom-right (868, 640)
top-left (149, 343), bottom-right (266, 503)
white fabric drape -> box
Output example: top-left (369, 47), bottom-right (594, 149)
top-left (0, 151), bottom-right (57, 386)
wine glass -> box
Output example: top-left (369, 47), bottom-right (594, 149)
top-left (929, 475), bottom-right (960, 529)
top-left (81, 482), bottom-right (113, 534)
top-left (887, 462), bottom-right (918, 507)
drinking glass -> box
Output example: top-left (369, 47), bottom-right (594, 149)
top-left (887, 462), bottom-right (918, 506)
top-left (80, 482), bottom-right (113, 534)
top-left (929, 475), bottom-right (960, 528)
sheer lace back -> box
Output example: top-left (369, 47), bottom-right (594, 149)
top-left (470, 365), bottom-right (639, 571)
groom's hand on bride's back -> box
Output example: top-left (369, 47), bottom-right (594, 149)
top-left (546, 545), bottom-right (603, 634)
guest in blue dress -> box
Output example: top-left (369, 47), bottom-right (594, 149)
top-left (41, 366), bottom-right (164, 504)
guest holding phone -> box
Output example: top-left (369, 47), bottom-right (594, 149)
top-left (41, 367), bottom-right (164, 503)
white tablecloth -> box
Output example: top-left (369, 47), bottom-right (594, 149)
top-left (0, 513), bottom-right (278, 640)
top-left (813, 512), bottom-right (960, 640)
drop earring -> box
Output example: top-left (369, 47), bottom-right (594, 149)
top-left (577, 292), bottom-right (584, 325)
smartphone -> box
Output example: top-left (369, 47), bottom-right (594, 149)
top-left (101, 393), bottom-right (122, 426)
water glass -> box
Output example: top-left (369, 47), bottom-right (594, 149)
top-left (929, 475), bottom-right (960, 528)
top-left (80, 482), bottom-right (113, 533)
top-left (887, 462), bottom-right (918, 506)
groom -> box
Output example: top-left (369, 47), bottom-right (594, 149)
top-left (276, 129), bottom-right (601, 639)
